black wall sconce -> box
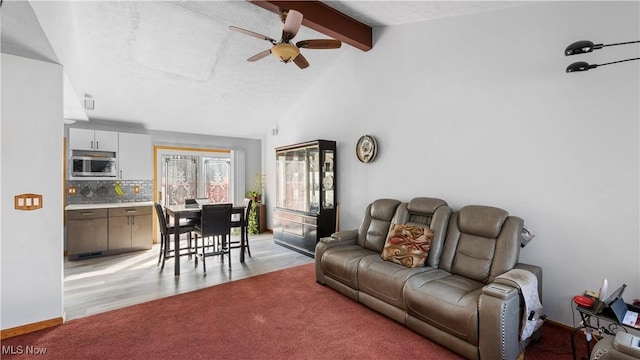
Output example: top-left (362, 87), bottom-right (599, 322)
top-left (565, 40), bottom-right (640, 73)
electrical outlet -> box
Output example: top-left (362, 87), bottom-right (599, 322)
top-left (68, 187), bottom-right (77, 195)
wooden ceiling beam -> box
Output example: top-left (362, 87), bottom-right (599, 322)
top-left (248, 1), bottom-right (372, 51)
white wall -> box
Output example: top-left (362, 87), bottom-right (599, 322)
top-left (1, 54), bottom-right (64, 329)
top-left (264, 1), bottom-right (640, 326)
top-left (30, 1), bottom-right (87, 118)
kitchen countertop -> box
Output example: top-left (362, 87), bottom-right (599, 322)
top-left (65, 201), bottom-right (154, 211)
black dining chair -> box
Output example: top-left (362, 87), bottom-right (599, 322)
top-left (154, 203), bottom-right (196, 271)
top-left (229, 198), bottom-right (252, 256)
top-left (243, 198), bottom-right (253, 256)
top-left (193, 203), bottom-right (233, 273)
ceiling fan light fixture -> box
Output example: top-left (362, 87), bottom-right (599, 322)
top-left (271, 43), bottom-right (300, 63)
top-left (230, 9), bottom-right (339, 69)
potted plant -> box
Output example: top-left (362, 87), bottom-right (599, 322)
top-left (248, 202), bottom-right (260, 235)
top-left (247, 173), bottom-right (265, 234)
top-left (248, 190), bottom-right (260, 203)
top-left (248, 173), bottom-right (265, 203)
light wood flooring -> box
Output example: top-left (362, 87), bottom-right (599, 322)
top-left (64, 233), bottom-right (313, 321)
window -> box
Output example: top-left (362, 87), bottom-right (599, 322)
top-left (156, 147), bottom-right (236, 206)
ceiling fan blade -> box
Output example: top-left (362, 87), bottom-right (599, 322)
top-left (293, 53), bottom-right (310, 69)
top-left (282, 9), bottom-right (303, 41)
top-left (229, 26), bottom-right (276, 44)
top-left (296, 39), bottom-right (342, 50)
top-left (247, 49), bottom-right (272, 62)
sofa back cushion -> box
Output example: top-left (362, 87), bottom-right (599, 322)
top-left (357, 199), bottom-right (402, 252)
top-left (438, 205), bottom-right (523, 283)
top-left (393, 197), bottom-right (452, 268)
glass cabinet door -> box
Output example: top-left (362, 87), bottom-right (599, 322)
top-left (322, 150), bottom-right (335, 209)
top-left (275, 151), bottom-right (285, 209)
top-left (282, 148), bottom-right (309, 213)
top-left (308, 146), bottom-right (320, 214)
top-left (275, 140), bottom-right (335, 217)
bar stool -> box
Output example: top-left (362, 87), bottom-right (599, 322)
top-left (154, 203), bottom-right (195, 271)
top-left (194, 203), bottom-right (232, 273)
top-left (229, 198), bottom-right (252, 256)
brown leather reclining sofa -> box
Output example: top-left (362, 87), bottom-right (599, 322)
top-left (315, 197), bottom-right (542, 360)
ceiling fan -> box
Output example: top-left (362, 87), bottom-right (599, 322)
top-left (229, 9), bottom-right (341, 69)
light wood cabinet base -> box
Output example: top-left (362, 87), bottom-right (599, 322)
top-left (67, 205), bottom-right (152, 260)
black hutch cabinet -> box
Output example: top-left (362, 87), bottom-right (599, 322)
top-left (273, 140), bottom-right (336, 257)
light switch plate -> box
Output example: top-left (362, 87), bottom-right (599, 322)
top-left (14, 193), bottom-right (43, 210)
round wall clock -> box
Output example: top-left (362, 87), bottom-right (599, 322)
top-left (356, 135), bottom-right (378, 163)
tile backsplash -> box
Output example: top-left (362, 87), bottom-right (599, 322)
top-left (66, 179), bottom-right (153, 205)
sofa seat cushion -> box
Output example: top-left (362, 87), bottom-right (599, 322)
top-left (357, 255), bottom-right (435, 309)
top-left (404, 269), bottom-right (484, 345)
top-left (321, 245), bottom-right (377, 290)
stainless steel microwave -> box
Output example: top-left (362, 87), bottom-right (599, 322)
top-left (71, 156), bottom-right (117, 177)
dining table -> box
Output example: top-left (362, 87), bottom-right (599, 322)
top-left (164, 203), bottom-right (246, 276)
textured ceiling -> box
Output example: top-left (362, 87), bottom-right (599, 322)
top-left (69, 1), bottom-right (350, 138)
top-left (3, 1), bottom-right (534, 139)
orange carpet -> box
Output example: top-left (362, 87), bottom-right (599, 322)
top-left (2, 263), bottom-right (583, 359)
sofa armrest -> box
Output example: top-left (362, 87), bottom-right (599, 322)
top-left (326, 230), bottom-right (358, 243)
top-left (317, 230), bottom-right (358, 250)
top-left (482, 282), bottom-right (519, 300)
top-left (315, 230), bottom-right (358, 284)
top-left (479, 282), bottom-right (521, 360)
top-left (591, 333), bottom-right (640, 360)
top-left (480, 264), bottom-right (544, 359)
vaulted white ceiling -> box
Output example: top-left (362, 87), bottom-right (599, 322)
top-left (2, 1), bottom-right (533, 139)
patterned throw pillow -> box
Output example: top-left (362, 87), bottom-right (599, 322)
top-left (381, 224), bottom-right (434, 268)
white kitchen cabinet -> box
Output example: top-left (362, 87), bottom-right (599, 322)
top-left (69, 128), bottom-right (118, 152)
top-left (118, 132), bottom-right (152, 180)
